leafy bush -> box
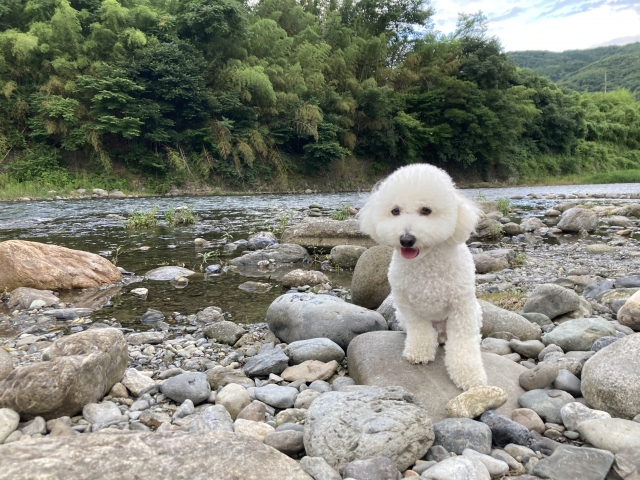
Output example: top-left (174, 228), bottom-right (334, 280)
top-left (6, 147), bottom-right (69, 185)
top-left (125, 207), bottom-right (159, 229)
top-left (496, 197), bottom-right (511, 216)
top-left (165, 205), bottom-right (198, 226)
top-left (330, 204), bottom-right (353, 220)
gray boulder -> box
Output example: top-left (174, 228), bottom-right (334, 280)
top-left (229, 244), bottom-right (311, 267)
top-left (347, 331), bottom-right (528, 422)
top-left (469, 218), bottom-right (503, 241)
top-left (351, 245), bottom-right (393, 309)
top-left (581, 333), bottom-right (640, 419)
top-left (432, 418), bottom-right (492, 454)
top-left (243, 345), bottom-right (290, 377)
top-left (541, 317), bottom-right (616, 351)
top-left (557, 207), bottom-right (598, 233)
top-left (577, 418), bottom-right (640, 454)
top-left (284, 338), bottom-right (345, 365)
top-left (266, 293), bottom-right (387, 350)
top-left (533, 445), bottom-right (614, 480)
top-left (281, 218), bottom-right (374, 249)
top-left (473, 249), bottom-right (514, 274)
top-left (479, 301), bottom-right (542, 341)
top-left (329, 245), bottom-right (367, 268)
top-left (522, 283), bottom-right (581, 320)
top-left (160, 372), bottom-right (211, 405)
top-left (304, 386), bottom-right (433, 472)
top-left (0, 328), bottom-right (127, 420)
top-left (0, 430), bottom-right (313, 479)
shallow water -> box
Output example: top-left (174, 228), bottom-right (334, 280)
top-left (1, 183), bottom-right (639, 327)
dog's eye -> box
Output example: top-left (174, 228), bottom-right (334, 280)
top-left (391, 208), bottom-right (400, 216)
top-left (421, 207), bottom-right (432, 216)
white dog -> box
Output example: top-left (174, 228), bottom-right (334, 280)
top-left (358, 163), bottom-right (487, 391)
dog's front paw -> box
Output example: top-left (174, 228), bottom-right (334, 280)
top-left (403, 345), bottom-right (436, 365)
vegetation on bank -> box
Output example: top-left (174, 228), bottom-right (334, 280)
top-left (1, 0), bottom-right (640, 198)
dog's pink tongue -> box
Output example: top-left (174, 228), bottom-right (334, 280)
top-left (401, 247), bottom-right (419, 259)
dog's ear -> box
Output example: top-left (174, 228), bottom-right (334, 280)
top-left (447, 192), bottom-right (481, 245)
top-left (357, 189), bottom-right (379, 239)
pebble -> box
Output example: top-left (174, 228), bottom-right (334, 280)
top-left (263, 430), bottom-right (305, 455)
top-left (509, 339), bottom-right (545, 359)
top-left (533, 445), bottom-right (614, 480)
top-left (480, 410), bottom-right (531, 446)
top-left (82, 402), bottom-right (123, 425)
top-left (518, 389), bottom-right (575, 424)
top-left (445, 386), bottom-right (507, 418)
top-left (215, 384), bottom-right (251, 420)
top-left (421, 456), bottom-right (490, 480)
top-left (160, 372), bottom-right (211, 405)
top-left (519, 363), bottom-right (559, 390)
top-left (284, 338), bottom-right (345, 364)
top-left (299, 456), bottom-right (341, 480)
top-left (341, 456), bottom-right (400, 480)
top-left (237, 400), bottom-right (267, 422)
top-left (552, 369), bottom-right (581, 397)
top-left (233, 418), bottom-right (275, 442)
top-left (432, 418), bottom-right (492, 455)
top-left (255, 385), bottom-right (299, 409)
top-left (462, 449), bottom-right (509, 476)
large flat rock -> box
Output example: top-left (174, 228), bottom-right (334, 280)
top-left (0, 430), bottom-right (312, 480)
top-left (281, 219), bottom-right (375, 249)
top-left (347, 331), bottom-right (528, 422)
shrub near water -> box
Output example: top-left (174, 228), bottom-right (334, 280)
top-left (165, 206), bottom-right (198, 226)
top-left (125, 207), bottom-right (159, 229)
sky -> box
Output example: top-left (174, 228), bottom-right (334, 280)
top-left (429, 0), bottom-right (640, 51)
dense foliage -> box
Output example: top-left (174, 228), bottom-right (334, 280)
top-left (509, 43), bottom-right (640, 95)
top-left (1, 0), bottom-right (639, 191)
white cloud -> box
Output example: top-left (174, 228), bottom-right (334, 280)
top-left (430, 0), bottom-right (640, 51)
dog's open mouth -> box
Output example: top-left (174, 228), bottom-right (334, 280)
top-left (400, 247), bottom-right (420, 259)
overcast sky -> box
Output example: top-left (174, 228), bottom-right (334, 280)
top-left (430, 0), bottom-right (640, 51)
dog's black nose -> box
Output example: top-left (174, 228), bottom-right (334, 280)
top-left (400, 234), bottom-right (416, 247)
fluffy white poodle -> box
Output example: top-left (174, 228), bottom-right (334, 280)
top-left (358, 163), bottom-right (487, 391)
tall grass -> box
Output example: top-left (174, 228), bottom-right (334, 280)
top-left (581, 170), bottom-right (640, 184)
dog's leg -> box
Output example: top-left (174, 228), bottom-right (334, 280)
top-left (444, 301), bottom-right (487, 390)
top-left (400, 308), bottom-right (438, 365)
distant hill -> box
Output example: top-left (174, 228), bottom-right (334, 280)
top-left (508, 43), bottom-right (640, 94)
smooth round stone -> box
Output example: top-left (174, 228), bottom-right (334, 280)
top-left (462, 449), bottom-right (509, 476)
top-left (331, 376), bottom-right (356, 391)
top-left (160, 372), bottom-right (211, 405)
top-left (432, 418), bottom-right (492, 455)
top-left (255, 385), bottom-right (299, 409)
top-left (481, 338), bottom-right (512, 355)
top-left (590, 336), bottom-right (618, 351)
top-left (140, 309), bottom-right (164, 324)
top-left (236, 401), bottom-right (267, 422)
top-left (0, 408), bottom-right (20, 443)
top-left (538, 344), bottom-right (563, 361)
top-left (541, 317), bottom-right (616, 351)
top-left (512, 408), bottom-right (546, 434)
top-left (83, 402), bottom-right (123, 425)
top-left (553, 369), bottom-right (581, 397)
top-left (216, 384), bottom-right (251, 420)
top-left (577, 418), bottom-right (640, 453)
top-left (532, 445), bottom-right (614, 480)
top-left (263, 430), bottom-right (305, 455)
top-left (518, 389), bottom-right (575, 424)
top-left (342, 456), bottom-right (401, 480)
top-left (521, 313), bottom-right (552, 327)
top-left (283, 338), bottom-right (345, 365)
top-left (309, 380), bottom-right (332, 393)
top-left (519, 363), bottom-right (559, 391)
top-left (232, 418), bottom-right (275, 442)
top-left (294, 389), bottom-right (321, 409)
top-left (421, 456), bottom-right (490, 480)
top-left (560, 402), bottom-right (611, 432)
top-left (479, 410), bottom-right (531, 447)
top-left (445, 386), bottom-right (507, 418)
top-left (509, 340), bottom-right (545, 359)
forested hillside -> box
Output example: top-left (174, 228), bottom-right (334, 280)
top-left (1, 0), bottom-right (640, 193)
top-left (508, 43), bottom-right (640, 94)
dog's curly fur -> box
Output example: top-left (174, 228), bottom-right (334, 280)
top-left (358, 163), bottom-right (487, 391)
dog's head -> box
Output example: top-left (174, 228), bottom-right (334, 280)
top-left (357, 164), bottom-right (480, 259)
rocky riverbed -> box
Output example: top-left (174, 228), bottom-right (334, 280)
top-left (0, 194), bottom-right (640, 479)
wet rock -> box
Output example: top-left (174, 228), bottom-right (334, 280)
top-left (196, 306), bottom-right (223, 324)
top-left (432, 418), bottom-right (492, 454)
top-left (0, 430), bottom-right (313, 479)
top-left (140, 309), bottom-right (164, 324)
top-left (329, 245), bottom-right (367, 268)
top-left (284, 338), bottom-right (345, 365)
top-left (160, 372), bottom-right (211, 405)
top-left (266, 293), bottom-right (387, 350)
top-left (350, 245), bottom-right (393, 309)
top-left (130, 287), bottom-right (148, 299)
top-left (243, 345), bottom-right (289, 377)
top-left (445, 386), bottom-right (507, 418)
top-left (542, 317), bottom-right (616, 351)
top-left (342, 456), bottom-right (401, 480)
top-left (247, 231), bottom-right (278, 250)
top-left (479, 410), bottom-right (531, 446)
top-left (557, 207), bottom-right (598, 233)
top-left (560, 402), bottom-right (611, 432)
top-left (281, 218), bottom-right (374, 249)
top-left (238, 281), bottom-right (272, 293)
top-left (144, 266), bottom-right (195, 280)
top-left (533, 445), bottom-right (614, 480)
top-left (518, 389), bottom-right (575, 424)
top-left (203, 321), bottom-right (247, 345)
top-left (479, 301), bottom-right (542, 341)
top-left (348, 331), bottom-right (528, 422)
top-left (280, 360), bottom-right (338, 383)
top-left (0, 240), bottom-right (122, 291)
top-left (522, 283), bottom-right (581, 320)
top-left (502, 223), bottom-right (523, 235)
top-left (581, 333), bottom-right (640, 419)
top-left (304, 386), bottom-right (433, 472)
top-left (282, 269), bottom-right (329, 288)
top-left (0, 328), bottom-right (127, 420)
top-left (7, 287), bottom-right (59, 310)
top-left (229, 244), bottom-right (311, 267)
